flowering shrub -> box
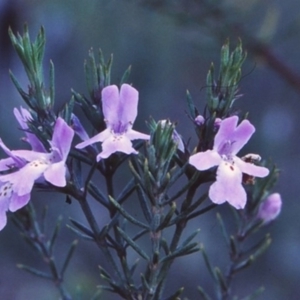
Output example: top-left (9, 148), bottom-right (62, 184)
top-left (0, 26), bottom-right (281, 300)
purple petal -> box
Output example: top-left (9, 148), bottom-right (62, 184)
top-left (14, 106), bottom-right (32, 125)
top-left (0, 210), bottom-right (7, 231)
top-left (230, 119), bottom-right (255, 155)
top-left (9, 192), bottom-right (31, 212)
top-left (71, 113), bottom-right (90, 141)
top-left (11, 149), bottom-right (50, 162)
top-left (126, 129), bottom-right (150, 141)
top-left (235, 158), bottom-right (269, 177)
top-left (214, 116), bottom-right (238, 150)
top-left (209, 160), bottom-right (247, 209)
top-left (0, 183), bottom-right (11, 230)
top-left (51, 117), bottom-right (74, 160)
top-left (43, 161), bottom-right (66, 187)
top-left (119, 84), bottom-right (139, 125)
top-left (102, 85), bottom-right (120, 125)
top-left (13, 107), bottom-right (46, 152)
top-left (189, 150), bottom-right (221, 171)
top-left (0, 139), bottom-right (25, 168)
top-left (76, 129), bottom-right (110, 149)
top-left (0, 157), bottom-right (18, 171)
top-left (97, 135), bottom-right (137, 160)
top-left (0, 160), bottom-right (48, 196)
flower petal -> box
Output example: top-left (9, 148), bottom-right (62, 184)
top-left (119, 84), bottom-right (139, 125)
top-left (214, 116), bottom-right (238, 150)
top-left (0, 160), bottom-right (49, 196)
top-left (97, 134), bottom-right (137, 161)
top-left (11, 149), bottom-right (50, 162)
top-left (102, 85), bottom-right (120, 124)
top-left (235, 157), bottom-right (269, 177)
top-left (230, 119), bottom-right (255, 154)
top-left (43, 161), bottom-right (66, 187)
top-left (0, 157), bottom-right (18, 171)
top-left (51, 117), bottom-right (74, 160)
top-left (0, 209), bottom-right (8, 231)
top-left (14, 107), bottom-right (46, 152)
top-left (9, 192), bottom-right (31, 212)
top-left (0, 183), bottom-right (11, 230)
top-left (189, 150), bottom-right (221, 171)
top-left (0, 138), bottom-right (25, 168)
top-left (75, 129), bottom-right (110, 149)
top-left (71, 113), bottom-right (90, 141)
top-left (126, 129), bottom-right (150, 141)
top-left (209, 160), bottom-right (247, 209)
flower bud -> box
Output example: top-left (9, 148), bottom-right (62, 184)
top-left (258, 193), bottom-right (282, 223)
top-left (195, 115), bottom-right (205, 126)
top-left (214, 118), bottom-right (222, 128)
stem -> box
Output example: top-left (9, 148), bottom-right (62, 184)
top-left (27, 203), bottom-right (72, 300)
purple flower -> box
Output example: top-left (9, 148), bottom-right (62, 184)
top-left (76, 84), bottom-right (149, 161)
top-left (258, 193), bottom-right (282, 223)
top-left (0, 117), bottom-right (74, 230)
top-left (189, 116), bottom-right (269, 209)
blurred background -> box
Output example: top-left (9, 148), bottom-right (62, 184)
top-left (0, 0), bottom-right (299, 299)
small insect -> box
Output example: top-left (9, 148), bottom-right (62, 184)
top-left (241, 153), bottom-right (262, 185)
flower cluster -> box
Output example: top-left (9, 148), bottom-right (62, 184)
top-left (0, 84), bottom-right (278, 230)
top-left (2, 28), bottom-right (283, 300)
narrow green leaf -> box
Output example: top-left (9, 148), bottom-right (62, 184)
top-left (109, 196), bottom-right (149, 229)
top-left (129, 258), bottom-right (140, 277)
top-left (186, 89), bottom-right (197, 119)
top-left (163, 287), bottom-right (184, 300)
top-left (215, 267), bottom-right (228, 294)
top-left (201, 245), bottom-right (216, 281)
top-left (66, 224), bottom-right (94, 241)
top-left (161, 242), bottom-right (199, 263)
top-left (48, 216), bottom-right (62, 253)
top-left (252, 235), bottom-right (272, 259)
top-left (197, 286), bottom-right (212, 300)
top-left (117, 227), bottom-right (150, 261)
top-left (116, 178), bottom-right (136, 204)
top-left (217, 213), bottom-right (230, 247)
top-left (9, 70), bottom-right (32, 108)
top-left (181, 228), bottom-right (201, 247)
top-left (69, 218), bottom-right (94, 238)
top-left (229, 235), bottom-right (238, 257)
top-left (136, 184), bottom-right (152, 224)
top-left (232, 255), bottom-right (254, 274)
top-left (88, 182), bottom-right (110, 209)
top-left (157, 202), bottom-right (176, 231)
top-left (60, 240), bottom-right (78, 276)
top-left (120, 65), bottom-right (131, 85)
top-left (17, 264), bottom-right (52, 280)
top-left (241, 286), bottom-right (265, 300)
top-left (90, 288), bottom-right (102, 300)
top-left (49, 60), bottom-right (55, 106)
top-left (98, 265), bottom-right (111, 280)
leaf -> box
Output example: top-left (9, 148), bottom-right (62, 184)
top-left (60, 240), bottom-right (78, 276)
top-left (117, 227), bottom-right (150, 261)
